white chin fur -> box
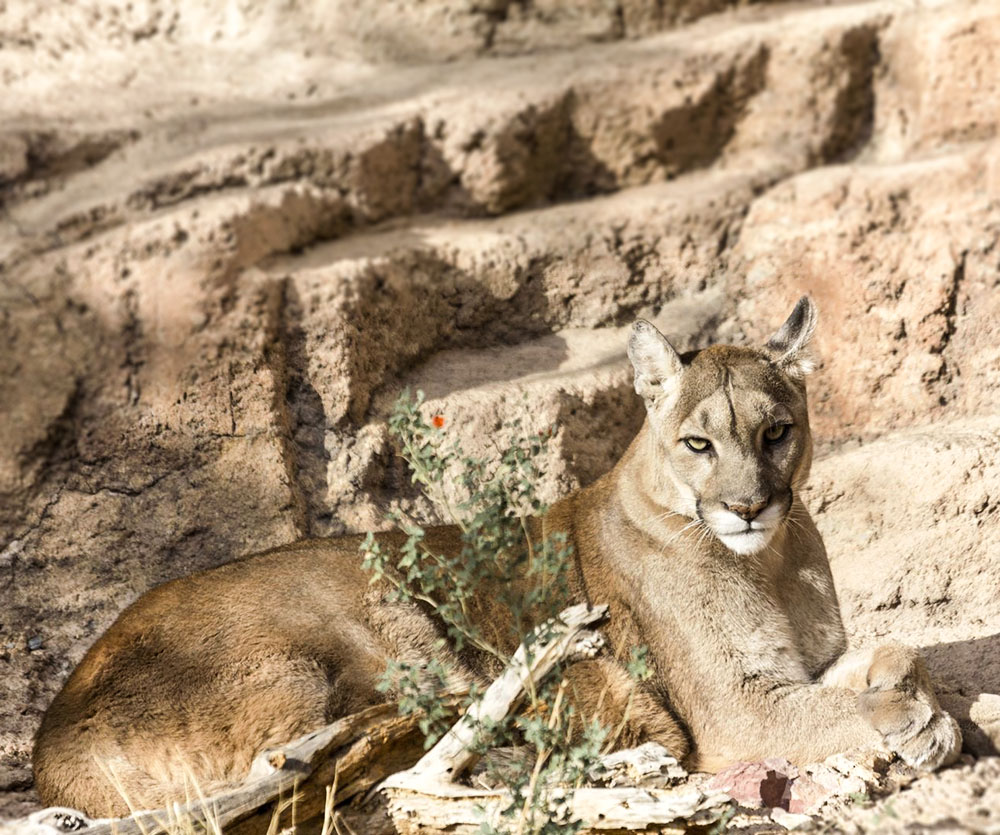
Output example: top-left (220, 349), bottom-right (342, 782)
top-left (704, 506), bottom-right (783, 555)
top-left (717, 528), bottom-right (775, 556)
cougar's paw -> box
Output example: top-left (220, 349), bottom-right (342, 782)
top-left (896, 710), bottom-right (962, 770)
top-left (857, 686), bottom-right (962, 770)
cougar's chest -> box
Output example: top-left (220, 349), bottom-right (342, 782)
top-left (672, 544), bottom-right (845, 684)
top-left (720, 575), bottom-right (816, 683)
top-left (727, 527), bottom-right (847, 679)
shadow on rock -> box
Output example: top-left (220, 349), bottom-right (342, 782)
top-left (924, 633), bottom-right (1000, 757)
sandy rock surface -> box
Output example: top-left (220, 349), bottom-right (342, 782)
top-left (2, 0), bottom-right (1000, 826)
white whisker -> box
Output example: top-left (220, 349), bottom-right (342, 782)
top-left (655, 517), bottom-right (704, 557)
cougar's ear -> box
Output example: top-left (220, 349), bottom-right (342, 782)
top-left (765, 296), bottom-right (817, 379)
top-left (627, 319), bottom-right (683, 404)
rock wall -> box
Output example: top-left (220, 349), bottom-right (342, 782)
top-left (2, 0), bottom-right (999, 824)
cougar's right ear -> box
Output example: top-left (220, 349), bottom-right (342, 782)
top-left (765, 296), bottom-right (818, 380)
top-left (627, 319), bottom-right (683, 404)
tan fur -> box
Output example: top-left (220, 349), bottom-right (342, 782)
top-left (34, 298), bottom-right (960, 816)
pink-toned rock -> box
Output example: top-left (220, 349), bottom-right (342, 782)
top-left (707, 759), bottom-right (797, 808)
top-left (710, 755), bottom-right (879, 814)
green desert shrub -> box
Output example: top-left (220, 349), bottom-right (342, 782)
top-left (361, 391), bottom-right (618, 835)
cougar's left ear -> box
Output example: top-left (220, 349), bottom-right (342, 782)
top-left (628, 319), bottom-right (683, 404)
top-left (765, 296), bottom-right (817, 379)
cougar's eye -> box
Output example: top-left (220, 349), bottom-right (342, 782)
top-left (764, 424), bottom-right (790, 444)
top-left (683, 437), bottom-right (712, 453)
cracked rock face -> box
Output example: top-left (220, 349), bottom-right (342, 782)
top-left (2, 0), bottom-right (1000, 825)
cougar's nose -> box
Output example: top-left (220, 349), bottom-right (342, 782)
top-left (724, 498), bottom-right (769, 521)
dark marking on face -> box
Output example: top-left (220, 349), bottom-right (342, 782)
top-left (722, 367), bottom-right (738, 436)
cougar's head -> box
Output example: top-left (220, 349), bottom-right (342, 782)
top-left (627, 297), bottom-right (817, 556)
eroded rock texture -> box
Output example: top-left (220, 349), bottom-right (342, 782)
top-left (2, 0), bottom-right (999, 825)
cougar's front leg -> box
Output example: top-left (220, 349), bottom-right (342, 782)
top-left (686, 648), bottom-right (958, 772)
top-left (822, 643), bottom-right (961, 769)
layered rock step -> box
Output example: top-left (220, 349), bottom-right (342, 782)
top-left (8, 0), bottom-right (998, 260)
top-left (3, 0), bottom-right (895, 259)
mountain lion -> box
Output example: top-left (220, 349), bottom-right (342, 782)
top-left (33, 297), bottom-right (961, 816)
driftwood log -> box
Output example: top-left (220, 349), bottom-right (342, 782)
top-left (4, 604), bottom-right (731, 835)
top-left (8, 702), bottom-right (437, 835)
